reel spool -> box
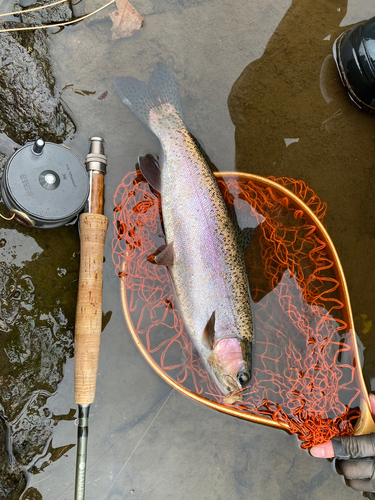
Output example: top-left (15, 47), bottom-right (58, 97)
top-left (1, 139), bottom-right (89, 228)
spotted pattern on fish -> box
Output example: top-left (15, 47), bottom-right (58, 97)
top-left (114, 64), bottom-right (254, 397)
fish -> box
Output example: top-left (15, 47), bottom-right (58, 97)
top-left (114, 63), bottom-right (254, 403)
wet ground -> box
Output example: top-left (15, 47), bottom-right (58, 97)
top-left (1, 0), bottom-right (375, 498)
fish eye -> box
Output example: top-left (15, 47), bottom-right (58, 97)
top-left (237, 370), bottom-right (250, 387)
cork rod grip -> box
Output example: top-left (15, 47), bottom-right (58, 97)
top-left (75, 212), bottom-right (108, 405)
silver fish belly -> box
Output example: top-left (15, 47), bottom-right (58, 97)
top-left (114, 64), bottom-right (254, 399)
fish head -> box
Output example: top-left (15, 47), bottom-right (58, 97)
top-left (209, 338), bottom-right (251, 395)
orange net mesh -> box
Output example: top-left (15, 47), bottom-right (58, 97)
top-left (112, 171), bottom-right (362, 448)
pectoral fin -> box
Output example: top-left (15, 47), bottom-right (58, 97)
top-left (154, 242), bottom-right (174, 267)
top-left (138, 154), bottom-right (162, 192)
top-left (202, 311), bottom-right (216, 349)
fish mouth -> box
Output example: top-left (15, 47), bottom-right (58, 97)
top-left (200, 369), bottom-right (244, 405)
top-left (216, 369), bottom-right (251, 404)
top-left (221, 376), bottom-right (246, 404)
top-left (223, 373), bottom-right (242, 392)
top-left (224, 390), bottom-right (245, 405)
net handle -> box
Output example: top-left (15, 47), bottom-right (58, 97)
top-left (355, 400), bottom-right (375, 435)
top-left (75, 212), bottom-right (108, 405)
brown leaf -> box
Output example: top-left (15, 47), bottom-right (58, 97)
top-left (109, 0), bottom-right (143, 41)
top-left (98, 90), bottom-right (108, 100)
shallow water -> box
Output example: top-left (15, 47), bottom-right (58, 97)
top-left (1, 0), bottom-right (375, 498)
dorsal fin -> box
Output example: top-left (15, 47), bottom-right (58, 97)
top-left (138, 154), bottom-right (162, 192)
top-left (202, 311), bottom-right (216, 349)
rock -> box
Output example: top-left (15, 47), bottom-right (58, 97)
top-left (0, 23), bottom-right (75, 144)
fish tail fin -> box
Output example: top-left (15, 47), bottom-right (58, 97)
top-left (114, 63), bottom-right (183, 129)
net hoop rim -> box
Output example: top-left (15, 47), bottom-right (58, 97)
top-left (119, 170), bottom-right (369, 431)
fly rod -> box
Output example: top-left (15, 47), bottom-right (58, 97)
top-left (74, 137), bottom-right (108, 500)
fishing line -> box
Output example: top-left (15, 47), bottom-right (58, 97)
top-left (102, 390), bottom-right (173, 500)
top-left (0, 212), bottom-right (15, 221)
top-left (0, 0), bottom-right (115, 33)
top-left (0, 0), bottom-right (69, 18)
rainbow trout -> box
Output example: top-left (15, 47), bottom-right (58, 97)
top-left (114, 64), bottom-right (254, 402)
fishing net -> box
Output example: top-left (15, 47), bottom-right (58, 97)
top-left (112, 171), bottom-right (364, 448)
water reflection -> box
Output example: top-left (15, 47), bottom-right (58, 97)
top-left (0, 229), bottom-right (43, 268)
top-left (227, 0), bottom-right (375, 394)
top-left (0, 222), bottom-right (79, 496)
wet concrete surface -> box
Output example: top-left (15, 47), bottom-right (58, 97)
top-left (1, 0), bottom-right (375, 498)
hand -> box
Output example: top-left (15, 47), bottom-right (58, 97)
top-left (310, 394), bottom-right (375, 499)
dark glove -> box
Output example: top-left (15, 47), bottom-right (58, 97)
top-left (332, 434), bottom-right (375, 498)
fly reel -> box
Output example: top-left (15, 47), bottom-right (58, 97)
top-left (1, 139), bottom-right (89, 228)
